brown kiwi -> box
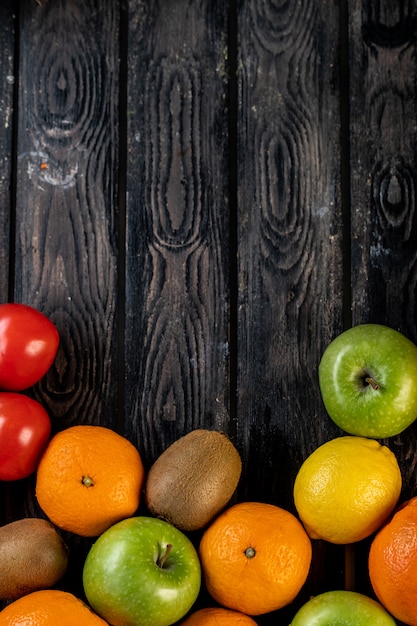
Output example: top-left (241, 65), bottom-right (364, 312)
top-left (145, 429), bottom-right (242, 531)
top-left (0, 517), bottom-right (69, 600)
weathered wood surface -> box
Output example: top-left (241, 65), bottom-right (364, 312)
top-left (5, 0), bottom-right (122, 597)
top-left (124, 0), bottom-right (231, 465)
top-left (350, 0), bottom-right (417, 492)
top-left (346, 2), bottom-right (417, 606)
top-left (0, 0), bottom-right (15, 539)
top-left (15, 0), bottom-right (121, 431)
top-left (236, 1), bottom-right (346, 616)
top-left (0, 1), bottom-right (416, 624)
top-left (0, 0), bottom-right (13, 299)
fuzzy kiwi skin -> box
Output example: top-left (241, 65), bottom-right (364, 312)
top-left (0, 517), bottom-right (69, 600)
top-left (145, 429), bottom-right (242, 531)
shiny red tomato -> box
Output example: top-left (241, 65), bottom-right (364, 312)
top-left (0, 392), bottom-right (51, 480)
top-left (0, 303), bottom-right (60, 391)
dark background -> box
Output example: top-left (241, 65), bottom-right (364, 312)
top-left (0, 1), bottom-right (416, 624)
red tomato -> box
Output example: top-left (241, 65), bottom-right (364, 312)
top-left (0, 392), bottom-right (51, 480)
top-left (0, 303), bottom-right (59, 391)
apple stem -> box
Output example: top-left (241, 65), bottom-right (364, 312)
top-left (157, 543), bottom-right (173, 569)
top-left (365, 376), bottom-right (379, 390)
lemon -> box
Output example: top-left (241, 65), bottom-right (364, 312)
top-left (293, 436), bottom-right (402, 544)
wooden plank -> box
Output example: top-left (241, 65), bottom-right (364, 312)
top-left (349, 0), bottom-right (417, 499)
top-left (14, 0), bottom-right (121, 432)
top-left (3, 0), bottom-right (121, 600)
top-left (125, 0), bottom-right (231, 467)
top-left (350, 0), bottom-right (417, 352)
top-left (0, 1), bottom-right (16, 529)
top-left (0, 1), bottom-right (14, 301)
top-left (236, 0), bottom-right (346, 618)
top-left (348, 0), bottom-right (417, 610)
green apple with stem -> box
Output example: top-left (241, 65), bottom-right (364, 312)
top-left (83, 516), bottom-right (201, 626)
top-left (289, 590), bottom-right (396, 625)
top-left (318, 324), bottom-right (417, 438)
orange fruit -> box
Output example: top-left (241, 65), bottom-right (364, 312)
top-left (369, 496), bottom-right (417, 625)
top-left (181, 607), bottom-right (258, 625)
top-left (199, 501), bottom-right (312, 615)
top-left (36, 425), bottom-right (145, 537)
top-left (0, 589), bottom-right (108, 625)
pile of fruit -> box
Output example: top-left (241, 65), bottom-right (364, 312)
top-left (1, 305), bottom-right (417, 625)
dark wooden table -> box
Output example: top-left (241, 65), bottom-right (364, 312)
top-left (0, 1), bottom-right (415, 624)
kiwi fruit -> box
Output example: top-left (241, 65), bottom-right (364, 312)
top-left (0, 517), bottom-right (69, 600)
top-left (145, 429), bottom-right (242, 531)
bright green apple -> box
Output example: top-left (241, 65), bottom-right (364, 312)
top-left (82, 516), bottom-right (201, 626)
top-left (318, 324), bottom-right (417, 438)
top-left (289, 590), bottom-right (396, 625)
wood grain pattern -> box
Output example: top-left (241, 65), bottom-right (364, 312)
top-left (0, 0), bottom-right (122, 602)
top-left (237, 0), bottom-right (343, 509)
top-left (0, 0), bottom-right (121, 556)
top-left (350, 0), bottom-right (417, 340)
top-left (14, 0), bottom-right (120, 429)
top-left (125, 0), bottom-right (230, 466)
top-left (349, 0), bottom-right (417, 499)
top-left (345, 3), bottom-right (417, 613)
top-left (0, 1), bottom-right (15, 529)
top-left (236, 2), bottom-right (346, 616)
top-left (0, 2), bottom-right (14, 300)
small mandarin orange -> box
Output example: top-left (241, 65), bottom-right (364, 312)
top-left (369, 495), bottom-right (417, 626)
top-left (199, 501), bottom-right (312, 616)
top-left (36, 425), bottom-right (145, 537)
top-left (0, 589), bottom-right (108, 625)
top-left (181, 607), bottom-right (258, 625)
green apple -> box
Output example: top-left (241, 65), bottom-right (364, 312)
top-left (82, 516), bottom-right (201, 626)
top-left (289, 590), bottom-right (396, 625)
top-left (318, 324), bottom-right (417, 438)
